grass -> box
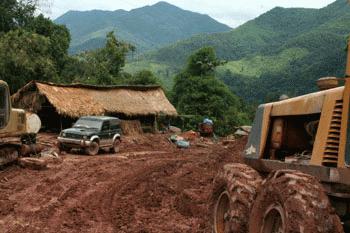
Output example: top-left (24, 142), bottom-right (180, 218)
top-left (216, 47), bottom-right (310, 78)
top-left (124, 60), bottom-right (180, 89)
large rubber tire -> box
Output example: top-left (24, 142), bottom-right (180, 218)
top-left (211, 163), bottom-right (262, 233)
top-left (110, 139), bottom-right (120, 153)
top-left (249, 169), bottom-right (344, 233)
top-left (0, 146), bottom-right (19, 166)
top-left (85, 141), bottom-right (99, 156)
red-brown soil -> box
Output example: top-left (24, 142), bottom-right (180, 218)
top-left (0, 133), bottom-right (246, 233)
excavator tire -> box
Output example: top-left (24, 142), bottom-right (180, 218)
top-left (0, 146), bottom-right (19, 167)
top-left (211, 163), bottom-right (262, 233)
top-left (249, 169), bottom-right (344, 233)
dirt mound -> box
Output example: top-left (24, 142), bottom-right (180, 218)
top-left (0, 133), bottom-right (246, 233)
top-left (121, 120), bottom-right (143, 135)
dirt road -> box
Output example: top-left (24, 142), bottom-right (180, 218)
top-left (0, 134), bottom-right (245, 233)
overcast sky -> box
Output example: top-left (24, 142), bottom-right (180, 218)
top-left (45, 0), bottom-right (336, 28)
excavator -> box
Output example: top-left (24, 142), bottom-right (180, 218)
top-left (211, 39), bottom-right (350, 232)
top-left (0, 80), bottom-right (41, 166)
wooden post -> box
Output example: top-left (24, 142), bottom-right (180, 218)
top-left (154, 115), bottom-right (158, 133)
top-left (347, 38), bottom-right (350, 77)
top-left (60, 116), bottom-right (63, 131)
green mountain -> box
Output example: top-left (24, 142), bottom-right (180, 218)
top-left (132, 0), bottom-right (350, 102)
top-left (54, 1), bottom-right (231, 54)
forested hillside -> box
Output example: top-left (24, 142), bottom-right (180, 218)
top-left (2, 0), bottom-right (349, 134)
top-left (55, 2), bottom-right (231, 54)
top-left (132, 0), bottom-right (350, 102)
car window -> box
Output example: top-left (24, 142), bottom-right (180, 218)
top-left (101, 121), bottom-right (110, 131)
top-left (110, 119), bottom-right (120, 130)
top-left (74, 119), bottom-right (102, 130)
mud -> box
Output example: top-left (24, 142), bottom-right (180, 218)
top-left (0, 133), bottom-right (246, 233)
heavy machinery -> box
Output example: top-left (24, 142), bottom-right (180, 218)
top-left (211, 40), bottom-right (350, 233)
top-left (0, 80), bottom-right (41, 166)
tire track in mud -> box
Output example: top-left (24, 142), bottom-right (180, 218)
top-left (0, 135), bottom-right (246, 233)
top-left (103, 158), bottom-right (187, 232)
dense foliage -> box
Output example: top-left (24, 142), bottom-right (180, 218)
top-left (3, 0), bottom-right (349, 136)
top-left (0, 1), bottom-right (163, 92)
top-left (186, 47), bottom-right (224, 76)
top-left (127, 70), bottom-right (161, 86)
top-left (0, 0), bottom-right (71, 92)
top-left (64, 32), bottom-right (135, 85)
top-left (27, 15), bottom-right (71, 72)
top-left (59, 32), bottom-right (162, 86)
top-left (54, 2), bottom-right (231, 54)
top-left (0, 29), bottom-right (56, 93)
top-left (0, 0), bottom-right (36, 33)
top-left (136, 0), bottom-right (350, 103)
top-left (172, 47), bottom-right (249, 135)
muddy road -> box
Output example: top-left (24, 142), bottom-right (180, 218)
top-left (0, 134), bottom-right (245, 233)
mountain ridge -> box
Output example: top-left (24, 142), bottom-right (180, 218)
top-left (54, 2), bottom-right (231, 54)
top-left (127, 0), bottom-right (350, 102)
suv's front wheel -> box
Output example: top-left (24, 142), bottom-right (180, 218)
top-left (85, 141), bottom-right (99, 156)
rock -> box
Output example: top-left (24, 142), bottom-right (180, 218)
top-left (225, 135), bottom-right (236, 140)
top-left (116, 156), bottom-right (128, 160)
top-left (43, 155), bottom-right (63, 164)
top-left (222, 139), bottom-right (235, 146)
top-left (170, 135), bottom-right (184, 143)
top-left (176, 140), bottom-right (190, 149)
top-left (1, 177), bottom-right (9, 182)
top-left (234, 129), bottom-right (249, 136)
top-left (169, 126), bottom-right (182, 133)
top-left (41, 149), bottom-right (58, 158)
top-left (41, 149), bottom-right (63, 164)
top-left (18, 158), bottom-right (48, 170)
top-left (180, 130), bottom-right (200, 141)
top-left (195, 143), bottom-right (209, 148)
top-left (239, 126), bottom-right (252, 133)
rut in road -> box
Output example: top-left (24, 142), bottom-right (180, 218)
top-left (0, 134), bottom-right (246, 233)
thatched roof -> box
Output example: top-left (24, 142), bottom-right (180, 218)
top-left (12, 81), bottom-right (178, 118)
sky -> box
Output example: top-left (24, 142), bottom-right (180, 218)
top-left (44, 0), bottom-right (336, 28)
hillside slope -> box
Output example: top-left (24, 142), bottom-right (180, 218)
top-left (135, 0), bottom-right (350, 102)
top-left (148, 0), bottom-right (348, 65)
top-left (55, 1), bottom-right (231, 54)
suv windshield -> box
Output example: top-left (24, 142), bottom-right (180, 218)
top-left (73, 119), bottom-right (103, 130)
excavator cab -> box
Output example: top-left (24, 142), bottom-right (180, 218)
top-left (0, 80), bottom-right (42, 166)
top-left (244, 40), bottom-right (350, 170)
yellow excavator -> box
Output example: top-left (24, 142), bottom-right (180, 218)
top-left (0, 80), bottom-right (41, 166)
top-left (211, 41), bottom-right (350, 232)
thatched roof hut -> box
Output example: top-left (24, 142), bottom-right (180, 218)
top-left (12, 81), bottom-right (177, 131)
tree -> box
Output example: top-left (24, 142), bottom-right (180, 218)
top-left (0, 1), bottom-right (71, 93)
top-left (62, 31), bottom-right (135, 85)
top-left (186, 47), bottom-right (224, 76)
top-left (27, 14), bottom-right (71, 72)
top-left (93, 31), bottom-right (135, 77)
top-left (172, 47), bottom-right (249, 135)
top-left (0, 29), bottom-right (56, 92)
top-left (0, 0), bottom-right (36, 34)
top-left (104, 31), bottom-right (135, 76)
top-left (128, 70), bottom-right (161, 85)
